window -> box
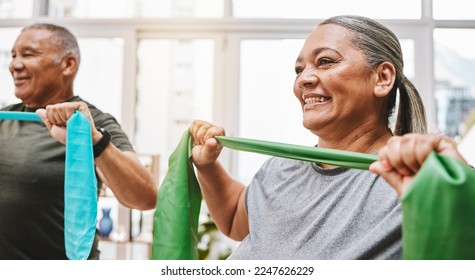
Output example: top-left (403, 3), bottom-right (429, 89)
top-left (0, 33), bottom-right (124, 118)
top-left (0, 0), bottom-right (34, 18)
top-left (237, 38), bottom-right (415, 183)
top-left (75, 38), bottom-right (124, 120)
top-left (135, 38), bottom-right (214, 176)
top-left (4, 0), bottom-right (475, 259)
top-left (434, 29), bottom-right (475, 138)
top-left (433, 0), bottom-right (475, 20)
top-left (0, 27), bottom-right (21, 108)
top-left (238, 39), bottom-right (314, 183)
top-left (46, 0), bottom-right (224, 18)
top-left (233, 0), bottom-right (421, 19)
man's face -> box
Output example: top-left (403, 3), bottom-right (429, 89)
top-left (9, 29), bottom-right (65, 108)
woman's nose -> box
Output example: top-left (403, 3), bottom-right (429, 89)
top-left (297, 67), bottom-right (318, 88)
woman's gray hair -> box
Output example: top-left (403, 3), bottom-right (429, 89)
top-left (321, 15), bottom-right (427, 135)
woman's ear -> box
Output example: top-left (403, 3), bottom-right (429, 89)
top-left (373, 62), bottom-right (396, 97)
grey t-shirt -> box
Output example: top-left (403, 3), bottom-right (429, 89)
top-left (228, 157), bottom-right (402, 260)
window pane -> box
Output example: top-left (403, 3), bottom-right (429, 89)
top-left (238, 38), bottom-right (415, 184)
top-left (0, 34), bottom-right (124, 118)
top-left (47, 0), bottom-right (224, 18)
top-left (135, 39), bottom-right (214, 176)
top-left (0, 0), bottom-right (34, 18)
top-left (75, 38), bottom-right (124, 120)
top-left (238, 39), bottom-right (315, 183)
top-left (433, 0), bottom-right (475, 20)
top-left (0, 28), bottom-right (22, 108)
top-left (401, 39), bottom-right (415, 81)
top-left (233, 0), bottom-right (421, 19)
top-left (434, 29), bottom-right (475, 139)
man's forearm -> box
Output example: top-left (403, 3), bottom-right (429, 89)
top-left (95, 145), bottom-right (157, 210)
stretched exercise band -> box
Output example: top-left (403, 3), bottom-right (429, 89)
top-left (151, 130), bottom-right (475, 260)
top-left (0, 111), bottom-right (97, 260)
top-left (0, 111), bottom-right (42, 122)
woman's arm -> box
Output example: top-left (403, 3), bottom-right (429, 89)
top-left (190, 120), bottom-right (249, 241)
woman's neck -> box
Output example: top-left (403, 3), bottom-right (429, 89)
top-left (317, 124), bottom-right (393, 155)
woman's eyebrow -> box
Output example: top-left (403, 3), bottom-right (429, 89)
top-left (295, 47), bottom-right (341, 64)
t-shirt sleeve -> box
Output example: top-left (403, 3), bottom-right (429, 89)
top-left (98, 115), bottom-right (134, 152)
top-left (89, 110), bottom-right (134, 152)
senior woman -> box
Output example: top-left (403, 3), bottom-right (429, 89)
top-left (189, 15), bottom-right (468, 259)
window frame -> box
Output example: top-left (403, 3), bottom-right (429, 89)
top-left (2, 0), bottom-right (474, 174)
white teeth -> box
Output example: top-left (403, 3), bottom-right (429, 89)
top-left (304, 96), bottom-right (329, 104)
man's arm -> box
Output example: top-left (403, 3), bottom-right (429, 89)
top-left (94, 147), bottom-right (157, 210)
top-left (37, 101), bottom-right (157, 210)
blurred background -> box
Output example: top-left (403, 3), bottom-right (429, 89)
top-left (1, 0), bottom-right (474, 259)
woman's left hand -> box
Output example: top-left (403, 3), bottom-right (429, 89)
top-left (370, 133), bottom-right (468, 196)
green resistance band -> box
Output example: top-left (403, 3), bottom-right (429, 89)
top-left (151, 131), bottom-right (201, 260)
top-left (401, 153), bottom-right (475, 260)
top-left (152, 130), bottom-right (475, 260)
top-left (0, 111), bottom-right (97, 260)
top-left (215, 136), bottom-right (378, 170)
top-left (151, 131), bottom-right (378, 260)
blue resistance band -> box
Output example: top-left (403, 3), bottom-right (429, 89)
top-left (0, 111), bottom-right (97, 260)
top-left (0, 111), bottom-right (42, 122)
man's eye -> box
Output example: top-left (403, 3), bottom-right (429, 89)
top-left (295, 67), bottom-right (303, 74)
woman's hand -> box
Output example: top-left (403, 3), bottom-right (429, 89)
top-left (189, 120), bottom-right (225, 168)
top-left (370, 133), bottom-right (467, 196)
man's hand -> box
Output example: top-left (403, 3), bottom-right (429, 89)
top-left (36, 101), bottom-right (102, 145)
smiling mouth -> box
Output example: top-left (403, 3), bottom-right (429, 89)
top-left (14, 77), bottom-right (29, 85)
top-left (304, 96), bottom-right (330, 104)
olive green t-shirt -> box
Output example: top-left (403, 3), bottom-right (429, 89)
top-left (0, 96), bottom-right (133, 259)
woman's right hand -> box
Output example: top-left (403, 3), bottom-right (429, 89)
top-left (189, 120), bottom-right (225, 167)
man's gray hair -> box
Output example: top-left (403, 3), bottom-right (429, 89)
top-left (22, 23), bottom-right (81, 67)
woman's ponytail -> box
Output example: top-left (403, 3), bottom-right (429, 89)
top-left (395, 76), bottom-right (427, 135)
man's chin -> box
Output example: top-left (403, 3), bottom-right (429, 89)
top-left (15, 92), bottom-right (31, 103)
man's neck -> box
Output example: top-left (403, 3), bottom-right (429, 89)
top-left (24, 91), bottom-right (75, 108)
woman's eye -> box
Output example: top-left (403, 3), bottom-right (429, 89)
top-left (317, 58), bottom-right (333, 66)
top-left (294, 67), bottom-right (303, 74)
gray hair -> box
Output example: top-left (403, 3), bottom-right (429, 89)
top-left (320, 15), bottom-right (427, 135)
top-left (22, 23), bottom-right (81, 68)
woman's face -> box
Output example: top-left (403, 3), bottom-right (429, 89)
top-left (294, 23), bottom-right (382, 137)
